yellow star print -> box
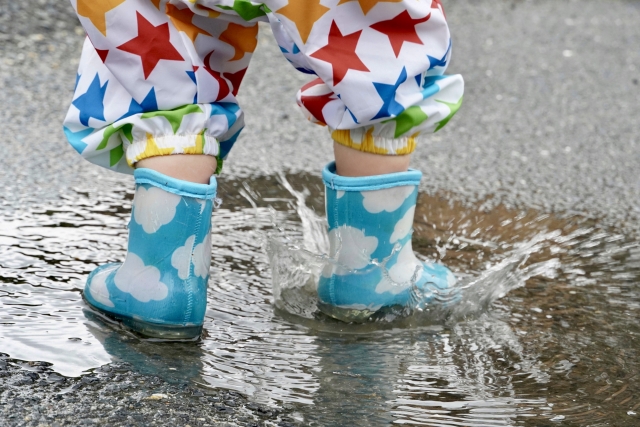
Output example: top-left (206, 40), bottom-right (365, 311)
top-left (331, 128), bottom-right (389, 154)
top-left (182, 132), bottom-right (206, 155)
top-left (220, 22), bottom-right (259, 61)
top-left (166, 4), bottom-right (212, 42)
top-left (133, 134), bottom-right (176, 165)
top-left (76, 0), bottom-right (126, 36)
top-left (276, 0), bottom-right (330, 44)
top-left (337, 0), bottom-right (403, 15)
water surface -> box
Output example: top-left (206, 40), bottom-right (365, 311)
top-left (1, 171), bottom-right (639, 426)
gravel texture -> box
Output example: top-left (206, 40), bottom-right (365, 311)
top-left (0, 354), bottom-right (299, 427)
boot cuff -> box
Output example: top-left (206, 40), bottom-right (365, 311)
top-left (134, 168), bottom-right (217, 199)
top-left (322, 162), bottom-right (422, 192)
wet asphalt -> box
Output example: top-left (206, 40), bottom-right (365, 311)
top-left (1, 0), bottom-right (639, 426)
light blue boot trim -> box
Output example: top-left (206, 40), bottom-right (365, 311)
top-left (84, 169), bottom-right (216, 339)
top-left (318, 162), bottom-right (456, 322)
top-left (322, 162), bottom-right (422, 191)
top-left (134, 168), bottom-right (217, 199)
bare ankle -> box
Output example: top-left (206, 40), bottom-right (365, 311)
top-left (333, 142), bottom-right (411, 177)
top-left (136, 155), bottom-right (217, 184)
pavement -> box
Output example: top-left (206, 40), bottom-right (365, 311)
top-left (0, 356), bottom-right (297, 426)
top-left (1, 0), bottom-right (639, 426)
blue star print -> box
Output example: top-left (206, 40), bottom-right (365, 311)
top-left (119, 88), bottom-right (158, 121)
top-left (372, 67), bottom-right (407, 120)
top-left (63, 126), bottom-right (93, 154)
top-left (72, 73), bottom-right (108, 127)
top-left (427, 39), bottom-right (451, 71)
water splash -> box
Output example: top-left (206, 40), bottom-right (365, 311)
top-left (2, 171), bottom-right (639, 425)
top-left (264, 175), bottom-right (563, 326)
top-left (448, 231), bottom-right (562, 320)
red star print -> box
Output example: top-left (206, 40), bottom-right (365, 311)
top-left (431, 0), bottom-right (446, 18)
top-left (203, 51), bottom-right (231, 101)
top-left (370, 10), bottom-right (431, 58)
top-left (223, 68), bottom-right (248, 97)
top-left (300, 78), bottom-right (337, 125)
top-left (95, 48), bottom-right (109, 63)
top-left (301, 78), bottom-right (324, 92)
top-left (310, 21), bottom-right (369, 86)
top-left (117, 12), bottom-right (184, 79)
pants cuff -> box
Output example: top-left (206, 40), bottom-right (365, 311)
top-left (331, 129), bottom-right (417, 156)
top-left (126, 134), bottom-right (219, 167)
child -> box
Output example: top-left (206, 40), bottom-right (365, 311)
top-left (64, 0), bottom-right (464, 338)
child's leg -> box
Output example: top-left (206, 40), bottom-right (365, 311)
top-left (64, 1), bottom-right (267, 337)
top-left (333, 142), bottom-right (411, 177)
top-left (65, 2), bottom-right (265, 175)
top-left (137, 154), bottom-right (217, 184)
top-left (268, 0), bottom-right (464, 156)
top-left (266, 0), bottom-right (463, 319)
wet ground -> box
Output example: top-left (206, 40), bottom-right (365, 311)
top-left (2, 0), bottom-right (640, 426)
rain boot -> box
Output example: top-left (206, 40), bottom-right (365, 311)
top-left (317, 162), bottom-right (457, 322)
top-left (83, 168), bottom-right (216, 339)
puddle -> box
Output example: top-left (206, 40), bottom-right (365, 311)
top-left (1, 172), bottom-right (639, 426)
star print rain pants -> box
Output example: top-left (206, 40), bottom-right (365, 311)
top-left (64, 0), bottom-right (464, 173)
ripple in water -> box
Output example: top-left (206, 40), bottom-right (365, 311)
top-left (1, 172), bottom-right (639, 426)
top-left (267, 173), bottom-right (559, 329)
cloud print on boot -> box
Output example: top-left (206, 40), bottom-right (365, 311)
top-left (114, 253), bottom-right (169, 302)
top-left (171, 234), bottom-right (212, 280)
top-left (390, 206), bottom-right (415, 244)
top-left (361, 186), bottom-right (414, 214)
top-left (388, 242), bottom-right (423, 284)
top-left (322, 225), bottom-right (378, 277)
top-left (133, 186), bottom-right (181, 234)
top-left (88, 267), bottom-right (116, 307)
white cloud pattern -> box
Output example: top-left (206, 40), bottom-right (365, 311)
top-left (89, 267), bottom-right (115, 308)
top-left (114, 253), bottom-right (169, 302)
top-left (192, 233), bottom-right (212, 279)
top-left (388, 242), bottom-right (423, 284)
top-left (361, 186), bottom-right (414, 214)
top-left (390, 206), bottom-right (415, 243)
top-left (324, 225), bottom-right (378, 276)
top-left (376, 242), bottom-right (422, 295)
top-left (171, 235), bottom-right (196, 280)
top-left (170, 234), bottom-right (211, 280)
top-left (133, 186), bottom-right (181, 234)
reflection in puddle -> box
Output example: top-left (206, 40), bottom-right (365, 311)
top-left (1, 172), bottom-right (639, 425)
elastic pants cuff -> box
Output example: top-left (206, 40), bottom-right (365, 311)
top-left (331, 129), bottom-right (417, 156)
top-left (126, 134), bottom-right (219, 167)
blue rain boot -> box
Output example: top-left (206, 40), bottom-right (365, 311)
top-left (83, 168), bottom-right (216, 339)
top-left (317, 162), bottom-right (457, 322)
